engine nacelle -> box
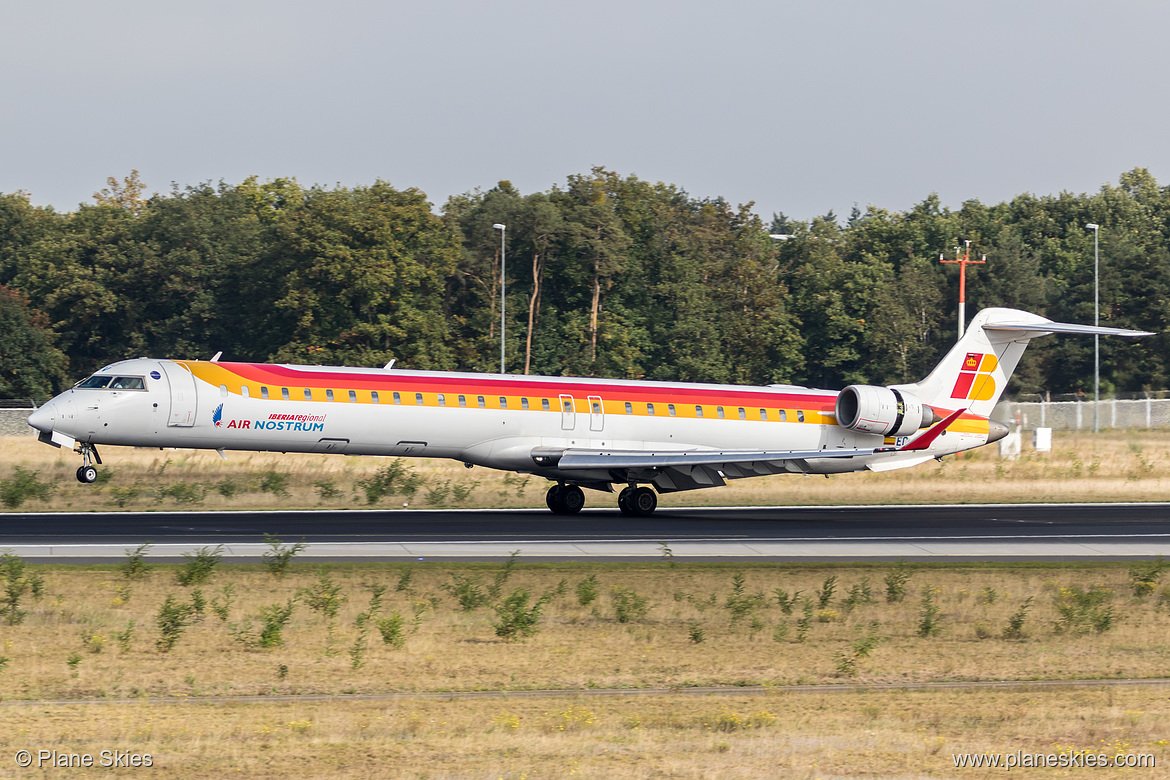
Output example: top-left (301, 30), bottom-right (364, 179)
top-left (835, 385), bottom-right (934, 437)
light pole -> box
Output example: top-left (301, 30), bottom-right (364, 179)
top-left (493, 223), bottom-right (506, 374)
top-left (939, 240), bottom-right (986, 339)
top-left (1086, 222), bottom-right (1100, 433)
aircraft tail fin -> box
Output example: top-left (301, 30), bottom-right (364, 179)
top-left (892, 308), bottom-right (1153, 417)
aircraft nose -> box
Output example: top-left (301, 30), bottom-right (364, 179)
top-left (27, 402), bottom-right (56, 433)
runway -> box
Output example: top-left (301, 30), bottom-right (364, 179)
top-left (2, 502), bottom-right (1169, 561)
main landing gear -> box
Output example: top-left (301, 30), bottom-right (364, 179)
top-left (75, 443), bottom-right (101, 484)
top-left (618, 485), bottom-right (657, 517)
top-left (544, 483), bottom-right (659, 516)
top-left (546, 484), bottom-right (586, 515)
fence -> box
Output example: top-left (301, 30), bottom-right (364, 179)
top-left (992, 397), bottom-right (1170, 431)
top-left (0, 400), bottom-right (35, 436)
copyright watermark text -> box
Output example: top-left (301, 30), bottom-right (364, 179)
top-left (14, 750), bottom-right (153, 769)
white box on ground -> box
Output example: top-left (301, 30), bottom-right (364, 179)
top-left (1033, 427), bottom-right (1052, 452)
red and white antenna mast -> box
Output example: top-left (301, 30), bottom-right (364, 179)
top-left (940, 239), bottom-right (986, 339)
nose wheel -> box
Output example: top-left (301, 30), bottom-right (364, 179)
top-left (546, 484), bottom-right (585, 515)
top-left (618, 486), bottom-right (657, 516)
top-left (74, 443), bottom-right (102, 484)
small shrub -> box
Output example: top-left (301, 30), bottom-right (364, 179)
top-left (258, 601), bottom-right (296, 648)
top-left (816, 575), bottom-right (838, 609)
top-left (492, 588), bottom-right (554, 640)
top-left (356, 460), bottom-right (408, 504)
top-left (81, 632), bottom-right (107, 654)
top-left (576, 574), bottom-right (599, 606)
top-left (377, 613), bottom-right (406, 648)
top-left (120, 543), bottom-right (153, 580)
top-left (726, 573), bottom-right (765, 625)
top-left (0, 552), bottom-right (32, 625)
top-left (772, 622), bottom-right (789, 642)
top-left (612, 587), bottom-right (650, 624)
top-left (1128, 557), bottom-right (1169, 598)
top-left (257, 471), bottom-right (290, 497)
top-left (885, 560), bottom-right (914, 603)
top-left (155, 595), bottom-right (195, 652)
top-left (214, 478), bottom-right (238, 499)
top-left (688, 622), bottom-right (705, 644)
top-left (443, 573), bottom-right (488, 612)
top-left (175, 545), bottom-right (223, 586)
top-left (1001, 596), bottom-right (1034, 640)
top-left (450, 480), bottom-right (479, 504)
top-left (795, 599), bottom-right (814, 642)
top-left (190, 588), bottom-right (206, 621)
top-left (834, 624), bottom-right (882, 677)
top-left (0, 467), bottom-right (54, 509)
top-left (108, 485), bottom-right (141, 507)
top-left (66, 652), bottom-right (82, 676)
top-left (395, 567), bottom-right (415, 594)
top-left (261, 534), bottom-right (307, 576)
top-left (114, 620), bottom-right (135, 652)
top-left (1054, 585), bottom-right (1115, 634)
top-left (210, 584), bottom-right (235, 622)
top-left (313, 480), bottom-right (340, 500)
top-left (973, 622), bottom-right (994, 640)
top-left (917, 585), bottom-right (942, 637)
top-left (773, 588), bottom-right (802, 615)
top-left (977, 586), bottom-right (999, 605)
top-left (424, 479), bottom-right (451, 505)
top-left (487, 551), bottom-right (521, 601)
top-left (158, 482), bottom-right (205, 505)
top-left (841, 580), bottom-right (874, 614)
top-left (298, 572), bottom-right (346, 619)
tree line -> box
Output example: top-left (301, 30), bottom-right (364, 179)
top-left (1, 167), bottom-right (1167, 403)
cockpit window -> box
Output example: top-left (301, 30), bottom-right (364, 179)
top-left (78, 375), bottom-right (145, 390)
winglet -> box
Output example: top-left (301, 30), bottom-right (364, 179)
top-left (900, 407), bottom-right (966, 452)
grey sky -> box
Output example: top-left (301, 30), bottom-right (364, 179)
top-left (3, 0), bottom-right (1168, 221)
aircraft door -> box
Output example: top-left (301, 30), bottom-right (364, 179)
top-left (588, 395), bottom-right (604, 432)
top-left (559, 394), bottom-right (576, 431)
top-left (160, 362), bottom-right (198, 427)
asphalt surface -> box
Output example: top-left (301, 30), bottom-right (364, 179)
top-left (2, 503), bottom-right (1169, 561)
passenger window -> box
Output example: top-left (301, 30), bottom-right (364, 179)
top-left (738, 407), bottom-right (746, 420)
top-left (326, 389), bottom-right (334, 401)
top-left (695, 405), bottom-right (703, 418)
top-left (542, 398), bottom-right (550, 411)
top-left (304, 388), bottom-right (313, 401)
top-left (625, 402), bottom-right (633, 414)
top-left (281, 387), bottom-right (290, 400)
top-left (458, 395), bottom-right (467, 407)
top-left (220, 385), bottom-right (228, 398)
top-left (393, 391), bottom-right (401, 404)
top-left (592, 401), bottom-right (602, 414)
top-left (562, 399), bottom-right (572, 412)
top-left (717, 406), bottom-right (725, 419)
top-left (478, 396), bottom-right (486, 408)
top-left (778, 409), bottom-right (787, 421)
top-left (521, 398), bottom-right (529, 410)
top-left (647, 403), bottom-right (655, 416)
top-left (667, 404), bottom-right (676, 417)
top-left (349, 390), bottom-right (357, 403)
top-left (241, 386), bottom-right (249, 398)
top-left (371, 391), bottom-right (379, 404)
top-left (261, 386), bottom-right (269, 399)
top-left (797, 410), bottom-right (805, 422)
top-left (499, 397), bottom-right (507, 409)
top-left (415, 392), bottom-right (424, 405)
top-left (438, 394), bottom-right (446, 407)
top-left (760, 408), bottom-right (767, 421)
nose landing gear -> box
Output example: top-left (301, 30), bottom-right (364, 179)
top-left (74, 443), bottom-right (102, 484)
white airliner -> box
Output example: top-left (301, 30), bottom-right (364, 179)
top-left (26, 308), bottom-right (1150, 515)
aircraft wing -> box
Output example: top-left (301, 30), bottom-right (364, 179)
top-left (542, 446), bottom-right (891, 470)
top-left (530, 445), bottom-right (893, 492)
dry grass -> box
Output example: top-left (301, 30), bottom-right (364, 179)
top-left (1, 687), bottom-right (1167, 778)
top-left (2, 562), bottom-right (1170, 702)
top-left (1, 430), bottom-right (1169, 512)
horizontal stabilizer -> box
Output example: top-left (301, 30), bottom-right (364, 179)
top-left (983, 321), bottom-right (1154, 337)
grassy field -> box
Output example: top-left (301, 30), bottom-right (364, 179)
top-left (1, 429), bottom-right (1169, 512)
top-left (0, 559), bottom-right (1169, 776)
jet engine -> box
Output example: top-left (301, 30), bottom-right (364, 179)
top-left (835, 385), bottom-right (935, 437)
